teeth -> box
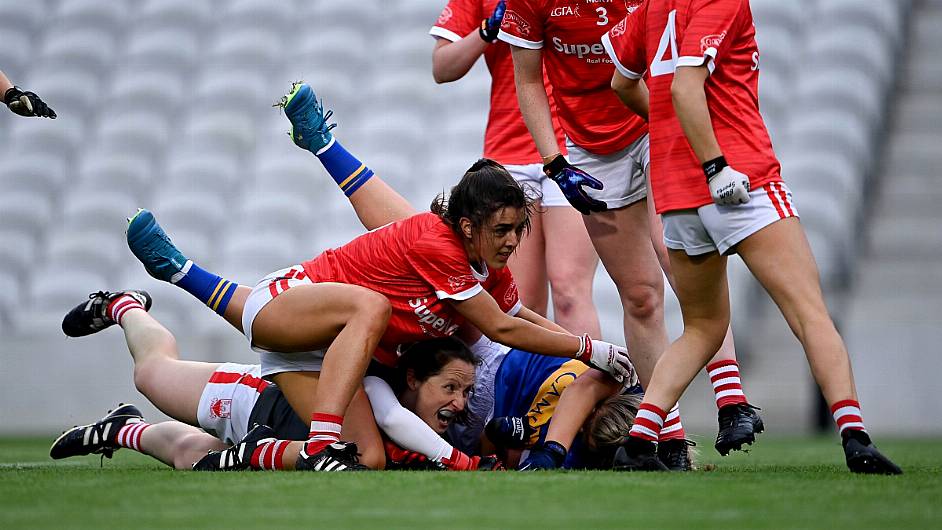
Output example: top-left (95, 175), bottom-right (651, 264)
top-left (437, 410), bottom-right (455, 420)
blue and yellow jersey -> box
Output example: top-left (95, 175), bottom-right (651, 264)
top-left (492, 348), bottom-right (590, 447)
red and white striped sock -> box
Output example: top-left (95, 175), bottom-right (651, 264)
top-left (115, 421), bottom-right (151, 451)
top-left (251, 439), bottom-right (291, 470)
top-left (305, 413), bottom-right (343, 455)
top-left (658, 404), bottom-right (687, 441)
top-left (629, 403), bottom-right (668, 442)
top-left (107, 295), bottom-right (145, 327)
top-left (707, 360), bottom-right (749, 409)
top-left (831, 399), bottom-right (867, 434)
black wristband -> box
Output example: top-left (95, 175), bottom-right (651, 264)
top-left (702, 156), bottom-right (728, 180)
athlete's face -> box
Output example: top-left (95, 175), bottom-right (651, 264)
top-left (406, 359), bottom-right (476, 434)
top-left (464, 206), bottom-right (528, 270)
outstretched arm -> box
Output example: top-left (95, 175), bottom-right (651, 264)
top-left (542, 370), bottom-right (622, 451)
top-left (2, 69), bottom-right (56, 118)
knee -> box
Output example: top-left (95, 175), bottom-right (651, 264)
top-left (132, 359), bottom-right (160, 398)
top-left (353, 290), bottom-right (392, 330)
top-left (619, 282), bottom-right (663, 321)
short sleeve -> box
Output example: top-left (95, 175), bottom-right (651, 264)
top-left (405, 236), bottom-right (483, 301)
top-left (497, 0), bottom-right (544, 49)
top-left (677, 0), bottom-right (742, 74)
top-left (430, 0), bottom-right (481, 42)
top-left (485, 267), bottom-right (522, 315)
top-left (602, 7), bottom-right (648, 80)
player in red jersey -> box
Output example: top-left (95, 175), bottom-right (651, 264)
top-left (430, 0), bottom-right (602, 338)
top-left (498, 0), bottom-right (762, 465)
top-left (127, 83), bottom-right (634, 471)
top-left (604, 0), bottom-right (900, 474)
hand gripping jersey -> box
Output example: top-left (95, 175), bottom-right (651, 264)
top-left (302, 212), bottom-right (521, 367)
top-left (431, 0), bottom-right (567, 165)
top-left (498, 0), bottom-right (647, 155)
top-left (602, 0), bottom-right (782, 213)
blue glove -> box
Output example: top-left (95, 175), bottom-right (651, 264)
top-left (485, 416), bottom-right (535, 449)
top-left (518, 440), bottom-right (567, 471)
top-left (479, 0), bottom-right (506, 43)
top-left (543, 155), bottom-right (607, 215)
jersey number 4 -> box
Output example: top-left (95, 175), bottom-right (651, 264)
top-left (650, 9), bottom-right (678, 77)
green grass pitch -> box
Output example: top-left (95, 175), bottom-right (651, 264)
top-left (1, 436), bottom-right (940, 529)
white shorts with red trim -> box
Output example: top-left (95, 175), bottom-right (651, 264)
top-left (242, 265), bottom-right (327, 377)
top-left (505, 163), bottom-right (568, 208)
top-left (566, 133), bottom-right (650, 210)
top-left (196, 362), bottom-right (268, 445)
top-left (662, 181), bottom-right (799, 256)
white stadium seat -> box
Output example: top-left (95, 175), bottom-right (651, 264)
top-left (76, 150), bottom-right (156, 200)
top-left (0, 230), bottom-right (38, 279)
top-left (61, 189), bottom-right (138, 235)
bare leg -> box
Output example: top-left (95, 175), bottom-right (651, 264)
top-left (508, 201), bottom-right (550, 317)
top-left (119, 309), bottom-right (220, 425)
top-left (643, 250), bottom-right (731, 410)
top-left (583, 200), bottom-right (668, 387)
top-left (544, 206), bottom-right (601, 336)
top-left (736, 218), bottom-right (856, 404)
top-left (137, 421), bottom-right (227, 469)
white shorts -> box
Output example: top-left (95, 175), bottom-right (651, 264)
top-left (196, 363), bottom-right (267, 445)
top-left (242, 265), bottom-right (327, 378)
top-left (662, 181), bottom-right (799, 256)
top-left (566, 134), bottom-right (650, 209)
top-left (504, 163), bottom-right (569, 208)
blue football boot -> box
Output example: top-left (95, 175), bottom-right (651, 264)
top-left (126, 208), bottom-right (190, 284)
top-left (275, 82), bottom-right (336, 154)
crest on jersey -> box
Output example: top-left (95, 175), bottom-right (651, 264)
top-left (210, 398), bottom-right (231, 419)
top-left (626, 0), bottom-right (642, 13)
top-left (503, 280), bottom-right (519, 307)
top-left (437, 6), bottom-right (453, 25)
top-left (502, 10), bottom-right (532, 38)
top-left (611, 17), bottom-right (628, 37)
top-left (700, 32), bottom-right (727, 53)
top-left (447, 273), bottom-right (477, 291)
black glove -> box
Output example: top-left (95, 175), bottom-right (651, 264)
top-left (479, 0), bottom-right (506, 43)
top-left (543, 155), bottom-right (607, 215)
top-left (518, 440), bottom-right (567, 470)
top-left (4, 86), bottom-right (56, 118)
top-left (485, 416), bottom-right (535, 449)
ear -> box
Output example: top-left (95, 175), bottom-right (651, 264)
top-left (406, 368), bottom-right (419, 391)
top-left (458, 217), bottom-right (473, 239)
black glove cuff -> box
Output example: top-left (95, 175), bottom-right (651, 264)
top-left (4, 86), bottom-right (22, 105)
top-left (543, 155), bottom-right (571, 179)
top-left (542, 440), bottom-right (568, 466)
top-left (479, 20), bottom-right (498, 43)
top-left (702, 155), bottom-right (728, 180)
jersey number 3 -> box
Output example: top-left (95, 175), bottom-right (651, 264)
top-left (650, 9), bottom-right (678, 77)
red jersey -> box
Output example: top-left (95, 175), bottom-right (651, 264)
top-left (602, 0), bottom-right (782, 213)
top-left (302, 212), bottom-right (521, 366)
top-left (498, 0), bottom-right (647, 155)
top-left (431, 0), bottom-right (566, 165)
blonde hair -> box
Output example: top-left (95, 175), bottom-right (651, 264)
top-left (585, 392), bottom-right (642, 450)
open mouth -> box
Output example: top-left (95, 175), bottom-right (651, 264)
top-left (436, 409), bottom-right (456, 429)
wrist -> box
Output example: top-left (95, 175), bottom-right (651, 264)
top-left (576, 333), bottom-right (591, 362)
top-left (702, 156), bottom-right (727, 181)
top-left (541, 152), bottom-right (562, 165)
top-left (542, 440), bottom-right (568, 466)
top-left (479, 20), bottom-right (497, 43)
top-left (3, 86), bottom-right (19, 104)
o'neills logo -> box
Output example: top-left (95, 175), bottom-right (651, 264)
top-left (437, 6), bottom-right (453, 25)
top-left (700, 32), bottom-right (727, 53)
top-left (610, 17), bottom-right (627, 37)
top-left (501, 10), bottom-right (532, 38)
top-left (409, 298), bottom-right (460, 335)
top-left (210, 398), bottom-right (231, 419)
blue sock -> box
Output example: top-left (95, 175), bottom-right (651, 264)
top-left (175, 262), bottom-right (239, 315)
top-left (317, 139), bottom-right (374, 197)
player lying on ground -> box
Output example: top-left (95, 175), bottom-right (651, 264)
top-left (602, 0), bottom-right (900, 474)
top-left (498, 0), bottom-right (762, 464)
top-left (478, 341), bottom-right (643, 470)
top-left (1, 69), bottom-right (56, 118)
top-left (124, 82), bottom-right (635, 471)
top-left (55, 295), bottom-right (498, 470)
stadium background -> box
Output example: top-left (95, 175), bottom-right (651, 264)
top-left (0, 0), bottom-right (938, 439)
